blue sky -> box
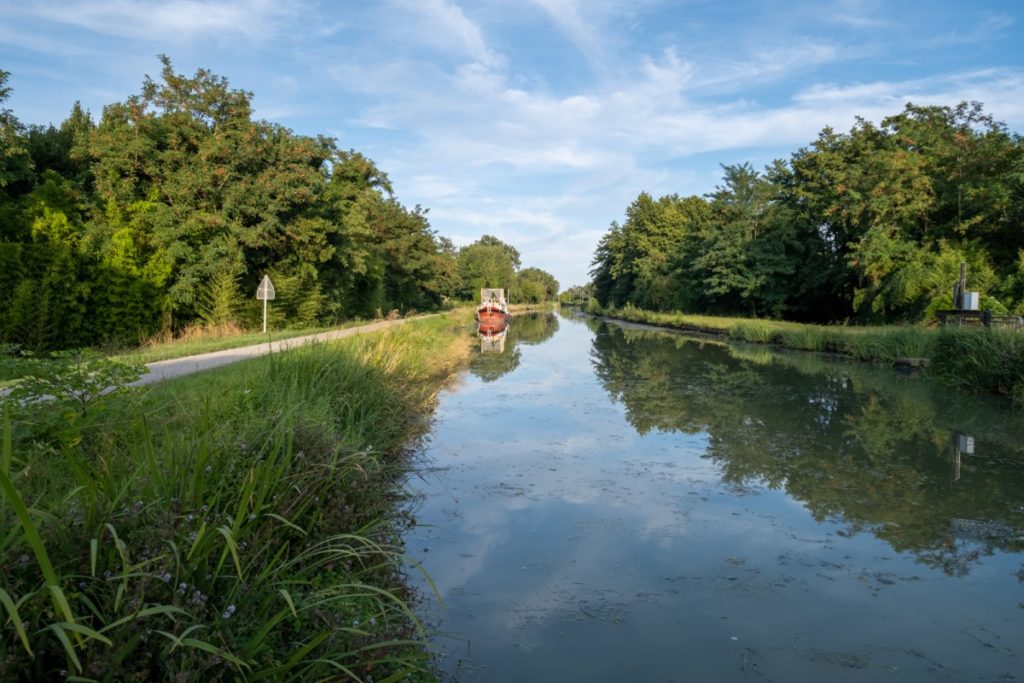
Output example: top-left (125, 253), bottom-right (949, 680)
top-left (2, 1), bottom-right (1023, 289)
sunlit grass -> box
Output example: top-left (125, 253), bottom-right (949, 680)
top-left (114, 322), bottom-right (350, 364)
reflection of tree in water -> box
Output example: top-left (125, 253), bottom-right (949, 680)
top-left (468, 314), bottom-right (559, 382)
top-left (515, 312), bottom-right (559, 344)
top-left (589, 321), bottom-right (1024, 576)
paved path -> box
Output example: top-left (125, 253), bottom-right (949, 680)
top-left (131, 315), bottom-right (434, 387)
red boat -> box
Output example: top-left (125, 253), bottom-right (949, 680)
top-left (475, 288), bottom-right (510, 328)
top-left (477, 319), bottom-right (508, 334)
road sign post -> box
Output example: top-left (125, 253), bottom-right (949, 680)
top-left (256, 275), bottom-right (276, 333)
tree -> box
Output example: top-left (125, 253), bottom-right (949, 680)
top-left (591, 100), bottom-right (1024, 323)
top-left (457, 235), bottom-right (519, 299)
top-left (0, 70), bottom-right (32, 193)
top-left (681, 163), bottom-right (796, 318)
top-left (514, 267), bottom-right (559, 303)
top-left (589, 192), bottom-right (709, 310)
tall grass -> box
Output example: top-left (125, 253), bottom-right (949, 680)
top-left (0, 311), bottom-right (472, 681)
top-left (930, 327), bottom-right (1024, 404)
top-left (596, 303), bottom-right (939, 363)
top-left (593, 303), bottom-right (1023, 403)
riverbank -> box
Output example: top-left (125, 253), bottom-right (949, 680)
top-left (0, 311), bottom-right (474, 680)
top-left (589, 303), bottom-right (1024, 404)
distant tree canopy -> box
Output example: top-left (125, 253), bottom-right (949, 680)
top-left (559, 283), bottom-right (594, 304)
top-left (0, 59), bottom-right (546, 349)
top-left (456, 234), bottom-right (558, 303)
top-left (590, 102), bottom-right (1024, 323)
top-left (514, 267), bottom-right (559, 303)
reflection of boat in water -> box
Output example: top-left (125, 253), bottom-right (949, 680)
top-left (478, 323), bottom-right (508, 353)
top-left (476, 288), bottom-right (510, 328)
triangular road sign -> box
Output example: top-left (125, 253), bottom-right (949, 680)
top-left (256, 275), bottom-right (276, 300)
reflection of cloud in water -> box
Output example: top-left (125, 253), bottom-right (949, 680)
top-left (413, 426), bottom-right (720, 621)
top-left (409, 312), bottom-right (1024, 681)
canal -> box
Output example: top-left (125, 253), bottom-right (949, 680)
top-left (405, 311), bottom-right (1024, 681)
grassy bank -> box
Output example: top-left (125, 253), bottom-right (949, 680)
top-left (1, 311), bottom-right (473, 681)
top-left (592, 302), bottom-right (1024, 404)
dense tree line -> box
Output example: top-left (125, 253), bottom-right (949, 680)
top-left (590, 102), bottom-right (1024, 323)
top-left (0, 59), bottom-right (557, 349)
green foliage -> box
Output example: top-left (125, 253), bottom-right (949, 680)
top-left (559, 282), bottom-right (594, 304)
top-left (0, 70), bottom-right (33, 193)
top-left (456, 235), bottom-right (520, 299)
top-left (514, 267), bottom-right (559, 303)
top-left (198, 264), bottom-right (244, 327)
top-left (0, 60), bottom-right (468, 350)
top-left (1, 350), bottom-right (143, 443)
top-left (590, 101), bottom-right (1024, 325)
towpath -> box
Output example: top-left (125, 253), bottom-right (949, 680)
top-left (131, 315), bottom-right (435, 386)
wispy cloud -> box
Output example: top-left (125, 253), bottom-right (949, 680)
top-left (529, 0), bottom-right (613, 75)
top-left (927, 11), bottom-right (1015, 47)
top-left (15, 0), bottom-right (299, 42)
top-left (814, 0), bottom-right (889, 29)
top-left (793, 68), bottom-right (1024, 121)
top-left (387, 0), bottom-right (502, 68)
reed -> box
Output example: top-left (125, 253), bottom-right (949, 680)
top-left (0, 311), bottom-right (472, 681)
top-left (597, 304), bottom-right (938, 361)
top-left (593, 304), bottom-right (1023, 403)
top-left (930, 327), bottom-right (1024, 404)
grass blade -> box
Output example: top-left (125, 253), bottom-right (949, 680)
top-left (0, 466), bottom-right (76, 626)
top-left (278, 588), bottom-right (299, 619)
top-left (54, 621), bottom-right (113, 646)
top-left (180, 637), bottom-right (250, 671)
top-left (0, 586), bottom-right (32, 655)
top-left (100, 605), bottom-right (189, 633)
top-left (48, 623), bottom-right (83, 674)
top-left (216, 525), bottom-right (244, 580)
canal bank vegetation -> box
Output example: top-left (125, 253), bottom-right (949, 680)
top-left (0, 311), bottom-right (472, 681)
top-left (590, 302), bottom-right (1024, 404)
top-left (585, 100), bottom-right (1024, 403)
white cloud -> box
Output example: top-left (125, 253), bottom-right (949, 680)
top-left (361, 49), bottom-right (1024, 286)
top-left (792, 69), bottom-right (1024, 122)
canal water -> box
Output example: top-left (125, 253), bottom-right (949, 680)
top-left (405, 311), bottom-right (1024, 682)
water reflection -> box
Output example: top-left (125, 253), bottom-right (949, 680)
top-left (588, 320), bottom-right (1024, 576)
top-left (478, 324), bottom-right (507, 353)
top-left (468, 313), bottom-right (559, 382)
top-left (409, 312), bottom-right (1024, 681)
